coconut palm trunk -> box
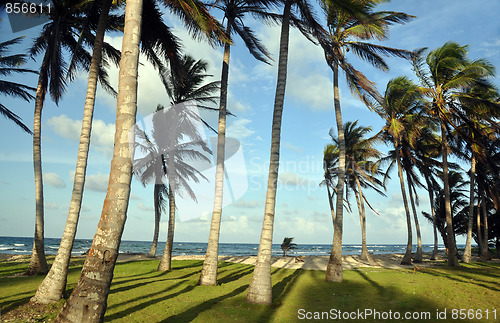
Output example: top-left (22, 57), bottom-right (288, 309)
top-left (31, 0), bottom-right (112, 303)
top-left (148, 184), bottom-right (162, 257)
top-left (199, 19), bottom-right (233, 286)
top-left (54, 0), bottom-right (143, 320)
top-left (395, 145), bottom-right (413, 265)
top-left (354, 176), bottom-right (376, 265)
top-left (27, 50), bottom-right (50, 276)
top-left (440, 120), bottom-right (460, 267)
top-left (476, 201), bottom-right (483, 256)
top-left (325, 61), bottom-right (346, 282)
top-left (327, 181), bottom-right (335, 223)
top-left (158, 183), bottom-right (176, 270)
top-left (407, 182), bottom-right (423, 262)
top-left (463, 154), bottom-right (476, 263)
top-left (246, 0), bottom-right (291, 303)
top-left (479, 193), bottom-right (489, 261)
top-left (425, 178), bottom-right (439, 260)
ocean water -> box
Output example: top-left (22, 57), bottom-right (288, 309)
top-left (0, 236), bottom-right (454, 257)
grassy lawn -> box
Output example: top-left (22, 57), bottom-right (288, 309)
top-left (1, 256), bottom-right (499, 322)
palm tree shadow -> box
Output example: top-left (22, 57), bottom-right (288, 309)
top-left (105, 281), bottom-right (197, 320)
top-left (161, 285), bottom-right (249, 322)
top-left (258, 269), bottom-right (304, 322)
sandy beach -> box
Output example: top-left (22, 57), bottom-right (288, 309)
top-left (3, 251), bottom-right (495, 271)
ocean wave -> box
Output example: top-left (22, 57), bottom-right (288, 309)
top-left (48, 246), bottom-right (59, 249)
top-left (14, 243), bottom-right (26, 247)
top-left (0, 247), bottom-right (12, 250)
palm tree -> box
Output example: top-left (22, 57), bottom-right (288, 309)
top-left (155, 55), bottom-right (219, 270)
top-left (412, 42), bottom-right (497, 267)
top-left (413, 131), bottom-right (442, 259)
top-left (30, 0), bottom-right (122, 303)
top-left (423, 170), bottom-right (468, 255)
top-left (454, 85), bottom-right (500, 263)
top-left (26, 0), bottom-right (118, 276)
top-left (199, 0), bottom-right (273, 286)
top-left (327, 121), bottom-right (385, 265)
top-left (54, 0), bottom-right (143, 319)
top-left (376, 76), bottom-right (425, 265)
top-left (281, 237), bottom-right (298, 257)
top-left (318, 0), bottom-right (413, 282)
top-left (0, 32), bottom-right (37, 134)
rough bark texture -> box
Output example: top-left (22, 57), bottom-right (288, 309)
top-left (158, 189), bottom-right (175, 271)
top-left (355, 176), bottom-right (377, 265)
top-left (407, 182), bottom-right (423, 263)
top-left (31, 0), bottom-right (112, 303)
top-left (199, 19), bottom-right (233, 286)
top-left (246, 2), bottom-right (290, 304)
top-left (27, 52), bottom-right (50, 276)
top-left (148, 184), bottom-right (162, 257)
top-left (396, 146), bottom-right (413, 265)
top-left (325, 62), bottom-right (345, 283)
top-left (463, 155), bottom-right (476, 263)
top-left (54, 0), bottom-right (142, 320)
top-left (440, 120), bottom-right (460, 267)
top-left (479, 194), bottom-right (489, 262)
top-left (426, 179), bottom-right (439, 260)
top-left (327, 182), bottom-right (335, 223)
top-left (476, 202), bottom-right (483, 256)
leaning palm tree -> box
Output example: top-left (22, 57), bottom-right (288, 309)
top-left (55, 0), bottom-right (227, 321)
top-left (453, 84), bottom-right (500, 263)
top-left (54, 0), bottom-right (143, 320)
top-left (155, 55), bottom-right (219, 270)
top-left (318, 0), bottom-right (414, 282)
top-left (26, 0), bottom-right (118, 276)
top-left (30, 0), bottom-right (122, 303)
top-left (328, 121), bottom-right (385, 265)
top-left (137, 56), bottom-right (219, 260)
top-left (412, 42), bottom-right (497, 267)
top-left (0, 32), bottom-right (37, 134)
top-left (199, 0), bottom-right (274, 286)
top-left (375, 76), bottom-right (425, 265)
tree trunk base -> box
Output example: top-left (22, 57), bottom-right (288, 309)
top-left (430, 249), bottom-right (439, 261)
top-left (325, 261), bottom-right (343, 282)
top-left (413, 251), bottom-right (423, 263)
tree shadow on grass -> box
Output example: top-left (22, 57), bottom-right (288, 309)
top-left (162, 284), bottom-right (249, 322)
top-left (257, 268), bottom-right (304, 322)
top-left (218, 266), bottom-right (255, 285)
top-left (421, 267), bottom-right (500, 293)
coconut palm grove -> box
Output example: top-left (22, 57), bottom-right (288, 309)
top-left (0, 0), bottom-right (499, 321)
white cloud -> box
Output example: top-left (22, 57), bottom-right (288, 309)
top-left (233, 199), bottom-right (260, 208)
top-left (47, 115), bottom-right (115, 157)
top-left (45, 202), bottom-right (60, 209)
top-left (85, 173), bottom-right (109, 192)
top-left (283, 142), bottom-right (304, 153)
top-left (130, 194), bottom-right (142, 200)
top-left (137, 202), bottom-right (154, 212)
top-left (278, 172), bottom-right (310, 186)
top-left (227, 118), bottom-right (255, 139)
top-left (43, 173), bottom-right (66, 188)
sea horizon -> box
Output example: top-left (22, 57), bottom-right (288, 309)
top-left (1, 236), bottom-right (464, 257)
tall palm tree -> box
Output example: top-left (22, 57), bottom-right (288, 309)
top-left (55, 0), bottom-right (226, 320)
top-left (0, 32), bottom-right (37, 134)
top-left (376, 76), bottom-right (425, 265)
top-left (412, 42), bottom-right (497, 267)
top-left (26, 0), bottom-right (117, 276)
top-left (30, 0), bottom-right (122, 303)
top-left (413, 131), bottom-right (442, 259)
top-left (136, 56), bottom-right (219, 260)
top-left (199, 0), bottom-right (273, 286)
top-left (454, 85), bottom-right (500, 263)
top-left (327, 121), bottom-right (385, 265)
top-left (318, 0), bottom-right (413, 282)
top-left (54, 0), bottom-right (143, 319)
top-left (155, 55), bottom-right (219, 270)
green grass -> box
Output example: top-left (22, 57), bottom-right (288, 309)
top-left (1, 256), bottom-right (499, 322)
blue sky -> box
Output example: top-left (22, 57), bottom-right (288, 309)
top-left (1, 0), bottom-right (499, 246)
